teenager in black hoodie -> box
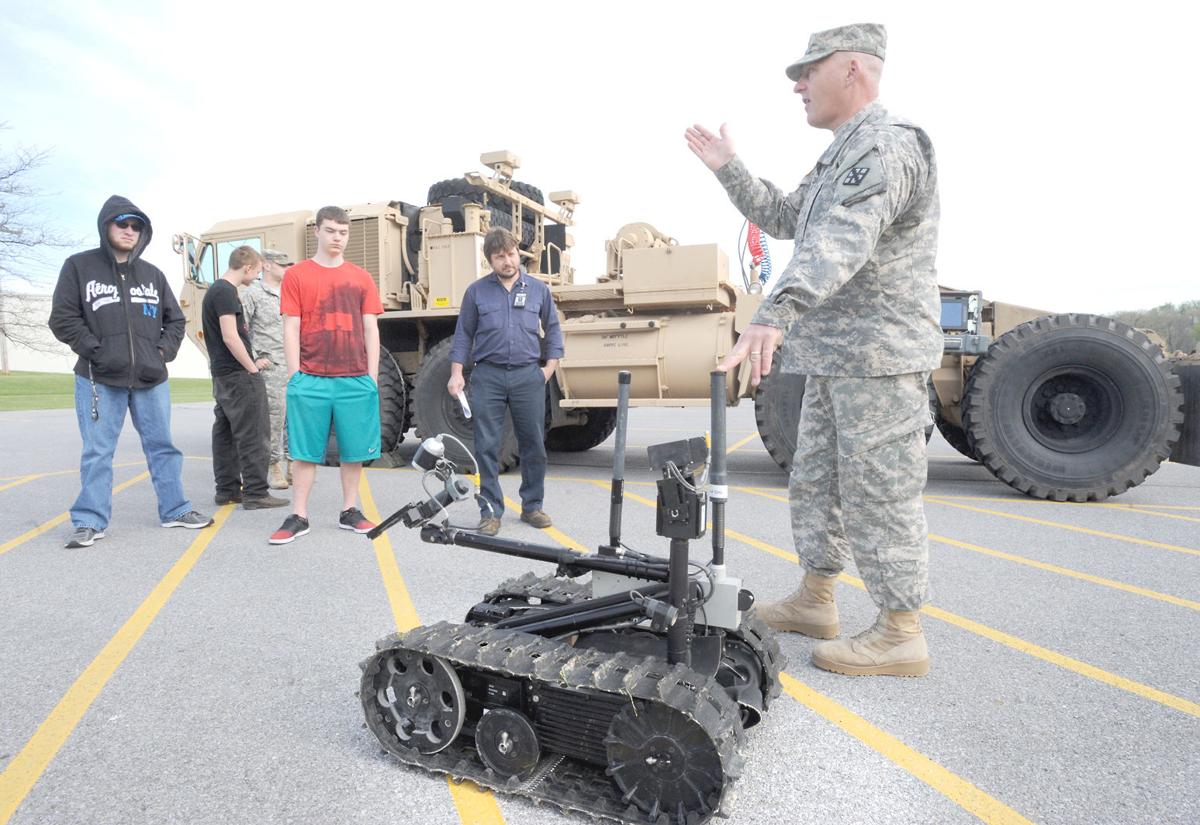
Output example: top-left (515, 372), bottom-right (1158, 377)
top-left (49, 195), bottom-right (213, 548)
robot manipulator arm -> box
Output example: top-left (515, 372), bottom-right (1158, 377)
top-left (366, 436), bottom-right (483, 539)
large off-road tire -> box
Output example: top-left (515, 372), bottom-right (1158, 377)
top-left (1172, 360), bottom-right (1200, 467)
top-left (426, 179), bottom-right (544, 211)
top-left (544, 407), bottom-right (618, 452)
top-left (935, 413), bottom-right (977, 461)
top-left (426, 179), bottom-right (542, 248)
top-left (410, 337), bottom-right (519, 473)
top-left (963, 314), bottom-right (1184, 502)
top-left (322, 350), bottom-right (407, 467)
top-left (925, 379), bottom-right (937, 442)
top-left (754, 362), bottom-right (806, 472)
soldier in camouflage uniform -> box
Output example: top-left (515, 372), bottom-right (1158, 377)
top-left (686, 23), bottom-right (942, 677)
top-left (242, 249), bottom-right (291, 489)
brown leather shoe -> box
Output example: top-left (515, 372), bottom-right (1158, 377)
top-left (520, 510), bottom-right (553, 528)
top-left (477, 517), bottom-right (501, 536)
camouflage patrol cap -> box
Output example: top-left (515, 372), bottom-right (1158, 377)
top-left (262, 248), bottom-right (293, 266)
top-left (785, 23), bottom-right (887, 81)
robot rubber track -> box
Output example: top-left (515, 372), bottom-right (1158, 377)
top-left (360, 620), bottom-right (744, 824)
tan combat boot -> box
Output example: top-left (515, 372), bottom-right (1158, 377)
top-left (756, 572), bottom-right (840, 638)
top-left (811, 609), bottom-right (930, 677)
top-left (268, 462), bottom-right (290, 490)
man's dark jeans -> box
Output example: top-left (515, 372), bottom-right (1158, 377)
top-left (469, 362), bottom-right (547, 518)
top-left (212, 371), bottom-right (271, 500)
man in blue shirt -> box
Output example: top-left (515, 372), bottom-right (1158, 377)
top-left (448, 228), bottom-right (564, 536)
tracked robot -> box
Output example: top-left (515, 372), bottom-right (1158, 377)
top-left (359, 371), bottom-right (783, 824)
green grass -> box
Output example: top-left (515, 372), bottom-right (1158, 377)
top-left (0, 371), bottom-right (212, 411)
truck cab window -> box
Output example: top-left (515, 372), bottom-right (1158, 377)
top-left (215, 237), bottom-right (262, 276)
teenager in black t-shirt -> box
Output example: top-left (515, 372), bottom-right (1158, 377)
top-left (200, 246), bottom-right (288, 511)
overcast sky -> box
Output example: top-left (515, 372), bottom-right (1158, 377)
top-left (3, 1), bottom-right (1196, 374)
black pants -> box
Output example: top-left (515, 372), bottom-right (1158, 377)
top-left (212, 371), bottom-right (271, 499)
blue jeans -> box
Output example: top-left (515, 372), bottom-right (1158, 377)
top-left (71, 376), bottom-right (192, 529)
top-left (469, 362), bottom-right (547, 518)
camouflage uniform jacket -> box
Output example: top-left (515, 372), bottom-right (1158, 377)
top-left (240, 278), bottom-right (285, 364)
top-left (715, 101), bottom-right (942, 376)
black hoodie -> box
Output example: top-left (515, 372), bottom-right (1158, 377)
top-left (49, 195), bottom-right (185, 388)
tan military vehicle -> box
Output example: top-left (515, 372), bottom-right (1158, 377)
top-left (758, 292), bottom-right (1193, 501)
top-left (174, 151), bottom-right (1196, 501)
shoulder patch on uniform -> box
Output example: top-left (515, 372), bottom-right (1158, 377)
top-left (843, 166), bottom-right (870, 186)
top-left (833, 147), bottom-right (886, 207)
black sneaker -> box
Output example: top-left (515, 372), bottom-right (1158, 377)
top-left (162, 511), bottom-right (214, 529)
top-left (65, 527), bottom-right (105, 548)
top-left (215, 491), bottom-right (243, 505)
top-left (338, 507), bottom-right (375, 534)
top-left (270, 514), bottom-right (310, 545)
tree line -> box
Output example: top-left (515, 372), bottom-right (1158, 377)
top-left (1110, 301), bottom-right (1200, 356)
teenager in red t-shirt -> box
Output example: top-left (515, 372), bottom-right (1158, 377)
top-left (269, 206), bottom-right (384, 544)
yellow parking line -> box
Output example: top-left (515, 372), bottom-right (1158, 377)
top-left (925, 497), bottom-right (1200, 558)
top-left (359, 476), bottom-right (506, 825)
top-left (549, 473), bottom-right (656, 489)
top-left (0, 474), bottom-right (41, 492)
top-left (738, 535), bottom-right (1200, 717)
top-left (0, 461), bottom-right (148, 492)
top-left (0, 504), bottom-right (234, 825)
top-left (918, 601), bottom-right (1200, 717)
top-left (736, 485), bottom-right (788, 502)
top-left (925, 494), bottom-right (1200, 524)
top-left (447, 781), bottom-right (506, 824)
top-left (737, 486), bottom-right (1200, 607)
top-left (502, 495), bottom-right (588, 553)
top-left (925, 494), bottom-right (1200, 512)
top-left (566, 481), bottom-right (1033, 822)
top-left (930, 534), bottom-right (1200, 611)
top-left (359, 475), bottom-right (421, 633)
top-left (780, 674), bottom-right (1035, 825)
top-left (725, 433), bottom-right (760, 454)
top-left (1104, 507), bottom-right (1200, 525)
top-left (0, 471), bottom-right (150, 558)
top-left (737, 487), bottom-right (1200, 557)
top-left (609, 482), bottom-right (1200, 718)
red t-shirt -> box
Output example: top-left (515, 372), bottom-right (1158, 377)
top-left (280, 259), bottom-right (384, 376)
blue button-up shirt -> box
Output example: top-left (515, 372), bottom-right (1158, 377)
top-left (450, 269), bottom-right (564, 367)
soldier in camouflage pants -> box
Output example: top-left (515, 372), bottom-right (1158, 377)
top-left (687, 23), bottom-right (942, 677)
top-left (242, 249), bottom-right (291, 489)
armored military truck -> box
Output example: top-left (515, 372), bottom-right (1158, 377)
top-left (174, 151), bottom-right (1196, 501)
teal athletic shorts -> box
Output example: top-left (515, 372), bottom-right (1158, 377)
top-left (285, 373), bottom-right (381, 464)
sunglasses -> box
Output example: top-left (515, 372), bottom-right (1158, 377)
top-left (114, 220), bottom-right (143, 231)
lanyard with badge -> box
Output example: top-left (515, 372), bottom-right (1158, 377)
top-left (513, 281), bottom-right (527, 308)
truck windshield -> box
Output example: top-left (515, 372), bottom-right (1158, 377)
top-left (186, 238), bottom-right (216, 285)
top-left (214, 237), bottom-right (262, 277)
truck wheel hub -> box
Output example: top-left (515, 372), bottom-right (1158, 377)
top-left (1049, 392), bottom-right (1086, 425)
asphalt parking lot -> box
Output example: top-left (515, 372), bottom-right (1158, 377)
top-left (1, 401), bottom-right (1197, 825)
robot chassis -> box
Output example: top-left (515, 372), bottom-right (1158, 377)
top-left (359, 371), bottom-right (784, 824)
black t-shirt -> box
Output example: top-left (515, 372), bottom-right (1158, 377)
top-left (201, 279), bottom-right (254, 376)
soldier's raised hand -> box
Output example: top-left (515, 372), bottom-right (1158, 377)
top-left (684, 123), bottom-right (736, 172)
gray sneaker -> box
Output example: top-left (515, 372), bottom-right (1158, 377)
top-left (65, 527), bottom-right (105, 548)
top-left (243, 494), bottom-right (289, 510)
top-left (161, 511), bottom-right (214, 529)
